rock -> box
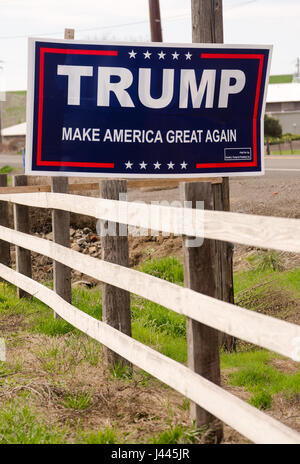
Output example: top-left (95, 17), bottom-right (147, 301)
top-left (70, 228), bottom-right (76, 237)
top-left (73, 280), bottom-right (93, 288)
top-left (77, 238), bottom-right (86, 246)
top-left (83, 227), bottom-right (92, 234)
top-left (71, 243), bottom-right (81, 252)
top-left (89, 246), bottom-right (97, 253)
top-left (46, 232), bottom-right (53, 241)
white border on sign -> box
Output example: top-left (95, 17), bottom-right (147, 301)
top-left (25, 38), bottom-right (273, 178)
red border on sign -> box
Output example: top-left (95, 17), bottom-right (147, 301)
top-left (196, 53), bottom-right (264, 169)
top-left (36, 47), bottom-right (117, 168)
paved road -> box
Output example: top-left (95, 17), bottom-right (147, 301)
top-left (264, 155), bottom-right (300, 178)
top-left (1, 153), bottom-right (300, 178)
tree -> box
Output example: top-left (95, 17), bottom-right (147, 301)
top-left (264, 114), bottom-right (282, 155)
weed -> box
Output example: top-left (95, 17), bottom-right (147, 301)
top-left (247, 251), bottom-right (284, 272)
top-left (249, 391), bottom-right (272, 410)
top-left (179, 398), bottom-right (190, 411)
top-left (35, 335), bottom-right (85, 376)
top-left (81, 338), bottom-right (101, 366)
top-left (110, 362), bottom-right (133, 380)
top-left (63, 390), bottom-right (93, 410)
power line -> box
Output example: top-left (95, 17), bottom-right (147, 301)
top-left (227, 0), bottom-right (258, 9)
top-left (0, 14), bottom-right (188, 40)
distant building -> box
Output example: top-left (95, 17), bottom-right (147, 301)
top-left (266, 83), bottom-right (300, 134)
top-left (1, 121), bottom-right (26, 139)
top-left (1, 122), bottom-right (26, 151)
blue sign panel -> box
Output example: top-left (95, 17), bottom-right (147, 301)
top-left (26, 39), bottom-right (272, 177)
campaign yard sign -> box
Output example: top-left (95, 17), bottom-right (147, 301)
top-left (26, 38), bottom-right (272, 178)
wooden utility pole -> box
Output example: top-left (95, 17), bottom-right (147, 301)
top-left (148, 0), bottom-right (163, 41)
top-left (191, 0), bottom-right (235, 351)
top-left (50, 27), bottom-right (74, 316)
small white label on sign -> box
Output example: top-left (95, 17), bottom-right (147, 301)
top-left (224, 147), bottom-right (252, 161)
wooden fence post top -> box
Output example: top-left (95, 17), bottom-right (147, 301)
top-left (12, 174), bottom-right (27, 186)
top-left (64, 28), bottom-right (75, 39)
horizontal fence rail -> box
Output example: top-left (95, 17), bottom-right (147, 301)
top-left (0, 262), bottom-right (299, 445)
top-left (1, 192), bottom-right (300, 253)
top-left (0, 177), bottom-right (222, 195)
top-left (0, 225), bottom-right (299, 361)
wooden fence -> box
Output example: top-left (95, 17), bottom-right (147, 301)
top-left (0, 181), bottom-right (300, 444)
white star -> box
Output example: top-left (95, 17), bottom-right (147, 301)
top-left (125, 160), bottom-right (133, 169)
top-left (153, 161), bottom-right (161, 170)
top-left (128, 49), bottom-right (137, 59)
top-left (185, 52), bottom-right (192, 60)
top-left (143, 50), bottom-right (152, 59)
top-left (158, 50), bottom-right (166, 60)
top-left (139, 161), bottom-right (147, 169)
top-left (172, 51), bottom-right (179, 60)
top-left (167, 161), bottom-right (175, 170)
top-left (180, 161), bottom-right (188, 170)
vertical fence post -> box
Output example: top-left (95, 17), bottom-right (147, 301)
top-left (0, 174), bottom-right (10, 278)
top-left (180, 181), bottom-right (223, 443)
top-left (51, 177), bottom-right (71, 316)
top-left (12, 175), bottom-right (32, 298)
top-left (191, 0), bottom-right (235, 351)
top-left (213, 182), bottom-right (236, 351)
top-left (100, 180), bottom-right (132, 369)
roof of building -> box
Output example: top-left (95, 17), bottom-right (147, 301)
top-left (267, 83), bottom-right (300, 103)
top-left (1, 122), bottom-right (26, 137)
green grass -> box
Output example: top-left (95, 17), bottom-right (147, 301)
top-left (138, 256), bottom-right (184, 284)
top-left (270, 150), bottom-right (300, 155)
top-left (0, 401), bottom-right (67, 444)
top-left (7, 90), bottom-right (26, 96)
top-left (0, 282), bottom-right (103, 337)
top-left (269, 74), bottom-right (293, 84)
top-left (221, 349), bottom-right (300, 409)
top-left (234, 259), bottom-right (300, 296)
top-left (149, 425), bottom-right (205, 444)
top-left (0, 165), bottom-right (14, 174)
top-left (78, 427), bottom-right (120, 444)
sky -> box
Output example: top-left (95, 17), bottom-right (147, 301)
top-left (0, 0), bottom-right (299, 91)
